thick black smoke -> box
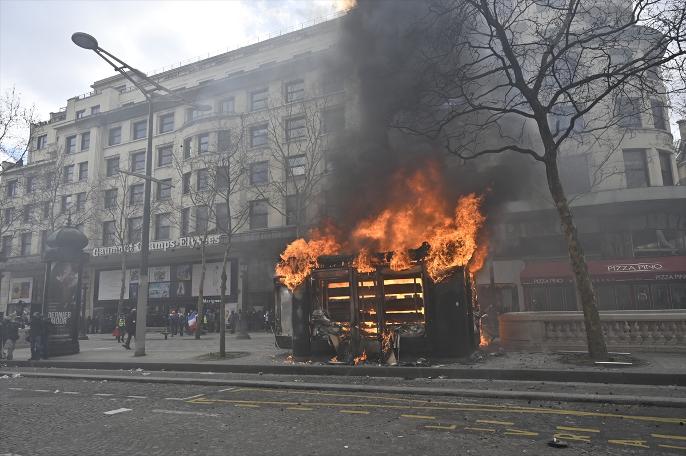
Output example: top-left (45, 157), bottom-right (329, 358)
top-left (326, 0), bottom-right (539, 242)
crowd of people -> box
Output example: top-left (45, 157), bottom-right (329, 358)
top-left (0, 312), bottom-right (52, 361)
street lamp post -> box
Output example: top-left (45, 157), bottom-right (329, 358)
top-left (72, 32), bottom-right (210, 356)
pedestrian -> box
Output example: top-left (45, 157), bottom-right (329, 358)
top-left (28, 313), bottom-right (43, 360)
top-left (0, 316), bottom-right (5, 360)
top-left (3, 317), bottom-right (20, 360)
top-left (116, 314), bottom-right (126, 343)
top-left (170, 311), bottom-right (178, 336)
top-left (178, 311), bottom-right (185, 336)
top-left (123, 308), bottom-right (136, 350)
top-left (41, 315), bottom-right (51, 359)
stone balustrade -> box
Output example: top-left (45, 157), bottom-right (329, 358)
top-left (499, 310), bottom-right (686, 352)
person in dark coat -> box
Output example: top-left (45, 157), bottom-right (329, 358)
top-left (123, 308), bottom-right (136, 350)
top-left (40, 315), bottom-right (51, 359)
top-left (29, 313), bottom-right (43, 360)
top-left (3, 317), bottom-right (20, 360)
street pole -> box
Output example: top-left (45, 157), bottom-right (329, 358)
top-left (134, 101), bottom-right (154, 356)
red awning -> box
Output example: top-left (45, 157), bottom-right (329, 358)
top-left (520, 256), bottom-right (686, 285)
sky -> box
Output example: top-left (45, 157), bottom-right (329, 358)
top-left (0, 0), bottom-right (343, 123)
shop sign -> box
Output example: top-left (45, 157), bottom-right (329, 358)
top-left (92, 234), bottom-right (225, 257)
top-left (607, 263), bottom-right (663, 273)
top-left (531, 278), bottom-right (566, 285)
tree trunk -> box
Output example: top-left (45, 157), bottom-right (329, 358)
top-left (545, 159), bottom-right (608, 360)
top-left (219, 248), bottom-right (229, 357)
top-left (195, 244), bottom-right (206, 340)
top-left (117, 254), bottom-right (126, 318)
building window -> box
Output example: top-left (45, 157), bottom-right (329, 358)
top-left (6, 180), bottom-right (18, 197)
top-left (1, 236), bottom-right (12, 257)
top-left (66, 135), bottom-right (77, 154)
top-left (286, 195), bottom-right (305, 226)
top-left (197, 169), bottom-right (209, 191)
top-left (659, 150), bottom-right (674, 186)
top-left (20, 233), bottom-right (32, 256)
top-left (155, 213), bottom-right (172, 240)
top-left (285, 80), bottom-right (305, 103)
top-left (321, 73), bottom-right (343, 94)
top-left (76, 110), bottom-right (85, 119)
top-left (75, 192), bottom-right (87, 212)
top-left (104, 189), bottom-right (118, 209)
top-left (90, 105), bottom-right (100, 115)
top-left (220, 98), bottom-right (234, 113)
top-left (25, 176), bottom-right (34, 193)
top-left (250, 124), bottom-right (268, 147)
top-left (130, 151), bottom-right (145, 172)
top-left (182, 172), bottom-right (191, 194)
top-left (216, 203), bottom-right (229, 231)
top-left (616, 97), bottom-right (642, 128)
top-left (288, 155), bottom-right (306, 177)
top-left (81, 131), bottom-right (90, 151)
top-left (285, 116), bottom-right (306, 141)
top-left (36, 134), bottom-right (47, 149)
top-left (198, 133), bottom-right (210, 153)
top-left (61, 195), bottom-right (72, 214)
top-left (322, 107), bottom-right (345, 134)
top-left (2, 207), bottom-right (13, 224)
top-left (23, 204), bottom-right (33, 223)
top-left (63, 165), bottom-right (75, 183)
top-left (129, 183), bottom-right (144, 205)
top-left (108, 126), bottom-right (122, 146)
top-left (128, 217), bottom-right (143, 243)
top-left (250, 89), bottom-right (268, 111)
top-left (106, 156), bottom-right (120, 177)
top-left (181, 208), bottom-right (190, 236)
top-left (133, 120), bottom-right (147, 140)
top-left (183, 137), bottom-right (192, 159)
top-left (157, 179), bottom-right (172, 200)
top-left (196, 206), bottom-right (209, 233)
top-left (78, 162), bottom-right (89, 181)
top-left (249, 200), bottom-right (269, 229)
top-left (623, 149), bottom-right (649, 188)
top-left (157, 145), bottom-right (173, 167)
top-left (250, 161), bottom-right (269, 185)
top-left (159, 113), bottom-right (175, 133)
top-left (651, 99), bottom-right (667, 131)
top-left (102, 221), bottom-right (116, 247)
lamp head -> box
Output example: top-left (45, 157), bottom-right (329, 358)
top-left (71, 32), bottom-right (99, 50)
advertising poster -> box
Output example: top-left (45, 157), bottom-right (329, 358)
top-left (149, 282), bottom-right (170, 299)
top-left (46, 261), bottom-right (81, 353)
top-left (9, 277), bottom-right (33, 303)
top-left (149, 266), bottom-right (170, 282)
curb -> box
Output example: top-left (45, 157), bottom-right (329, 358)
top-left (2, 370), bottom-right (685, 409)
top-left (2, 360), bottom-right (685, 386)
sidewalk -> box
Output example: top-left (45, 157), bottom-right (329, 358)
top-left (3, 331), bottom-right (685, 386)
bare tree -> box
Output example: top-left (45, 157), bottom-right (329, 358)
top-left (409, 0), bottom-right (686, 359)
top-left (0, 87), bottom-right (36, 175)
top-left (251, 92), bottom-right (336, 237)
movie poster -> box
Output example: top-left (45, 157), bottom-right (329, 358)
top-left (46, 261), bottom-right (81, 348)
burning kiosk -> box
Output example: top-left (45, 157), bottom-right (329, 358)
top-left (275, 245), bottom-right (479, 362)
top-left (274, 181), bottom-right (487, 363)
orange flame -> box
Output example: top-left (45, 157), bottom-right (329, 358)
top-left (353, 350), bottom-right (367, 365)
top-left (275, 227), bottom-right (341, 290)
top-left (335, 0), bottom-right (357, 11)
top-left (354, 248), bottom-right (375, 274)
top-left (389, 249), bottom-right (411, 271)
top-left (468, 237), bottom-right (489, 274)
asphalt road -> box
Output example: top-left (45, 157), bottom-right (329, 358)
top-left (1, 376), bottom-right (685, 455)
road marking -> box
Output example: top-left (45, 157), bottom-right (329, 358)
top-left (340, 410), bottom-right (370, 415)
top-left (425, 424), bottom-right (457, 430)
top-left (504, 428), bottom-right (539, 437)
top-left (181, 394), bottom-right (205, 400)
top-left (553, 432), bottom-right (592, 443)
top-left (190, 397), bottom-right (686, 425)
top-left (465, 427), bottom-right (496, 433)
top-left (287, 407), bottom-right (314, 411)
top-left (33, 389), bottom-right (50, 393)
top-left (94, 393), bottom-right (114, 397)
top-left (556, 426), bottom-right (600, 433)
top-left (126, 395), bottom-right (147, 399)
top-left (608, 439), bottom-right (649, 448)
top-left (153, 409), bottom-right (219, 417)
top-left (652, 434), bottom-right (686, 441)
top-left (8, 387), bottom-right (23, 391)
top-left (219, 388), bottom-right (241, 392)
top-left (658, 444), bottom-right (686, 451)
top-left (62, 391), bottom-right (80, 395)
top-left (477, 419), bottom-right (514, 426)
top-left (401, 414), bottom-right (436, 420)
top-left (235, 404), bottom-right (259, 408)
top-left (104, 408), bottom-right (132, 415)
top-left (165, 398), bottom-right (184, 401)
